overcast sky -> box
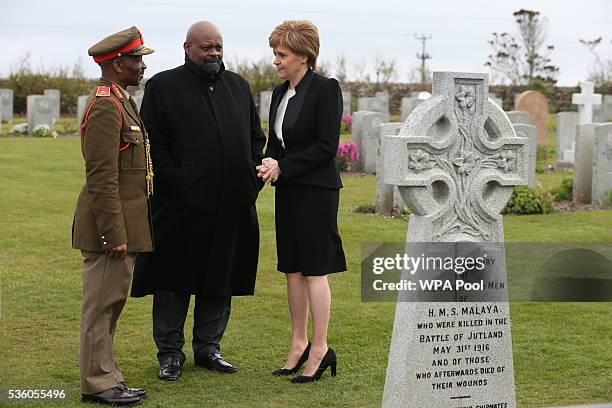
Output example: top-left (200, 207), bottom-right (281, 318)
top-left (2, 0), bottom-right (611, 86)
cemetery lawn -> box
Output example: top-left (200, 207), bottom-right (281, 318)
top-left (1, 137), bottom-right (611, 408)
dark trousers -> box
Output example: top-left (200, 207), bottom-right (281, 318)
top-left (152, 290), bottom-right (231, 364)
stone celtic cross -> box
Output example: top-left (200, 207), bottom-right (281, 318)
top-left (572, 81), bottom-right (602, 125)
top-left (384, 72), bottom-right (529, 242)
top-left (382, 72), bottom-right (527, 407)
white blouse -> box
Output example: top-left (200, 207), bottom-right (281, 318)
top-left (273, 87), bottom-right (296, 149)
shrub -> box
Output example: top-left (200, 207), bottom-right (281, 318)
top-left (336, 140), bottom-right (359, 171)
top-left (354, 204), bottom-right (375, 214)
top-left (390, 205), bottom-right (412, 219)
top-left (502, 186), bottom-right (553, 215)
top-left (227, 57), bottom-right (282, 100)
top-left (601, 190), bottom-right (612, 207)
top-left (550, 175), bottom-right (573, 201)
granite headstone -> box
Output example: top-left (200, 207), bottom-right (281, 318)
top-left (376, 122), bottom-right (402, 215)
top-left (594, 95), bottom-right (612, 123)
top-left (400, 97), bottom-right (422, 122)
top-left (351, 111), bottom-right (369, 172)
top-left (505, 111), bottom-right (531, 125)
top-left (342, 91), bottom-right (351, 116)
top-left (0, 88), bottom-right (13, 123)
top-left (513, 123), bottom-right (537, 187)
top-left (362, 112), bottom-right (389, 173)
top-left (573, 124), bottom-right (595, 203)
top-left (27, 95), bottom-right (57, 135)
top-left (591, 123), bottom-right (612, 205)
top-left (358, 95), bottom-right (389, 114)
top-left (382, 72), bottom-right (526, 408)
top-left (43, 89), bottom-right (61, 120)
top-left (259, 91), bottom-right (273, 122)
top-left (556, 112), bottom-right (579, 165)
top-left (515, 90), bottom-right (549, 148)
top-left (76, 95), bottom-right (89, 130)
top-left (132, 90), bottom-right (144, 112)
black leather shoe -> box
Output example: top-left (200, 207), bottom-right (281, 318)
top-left (158, 356), bottom-right (182, 381)
top-left (118, 382), bottom-right (147, 399)
top-left (195, 352), bottom-right (236, 373)
top-left (81, 386), bottom-right (141, 406)
top-left (272, 342), bottom-right (311, 376)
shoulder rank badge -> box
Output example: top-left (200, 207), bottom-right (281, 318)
top-left (95, 85), bottom-right (111, 97)
top-left (111, 84), bottom-right (124, 100)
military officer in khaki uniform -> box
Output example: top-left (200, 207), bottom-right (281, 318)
top-left (72, 26), bottom-right (155, 406)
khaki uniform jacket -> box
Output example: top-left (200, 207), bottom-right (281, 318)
top-left (72, 78), bottom-right (153, 253)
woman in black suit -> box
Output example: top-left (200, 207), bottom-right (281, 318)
top-left (256, 20), bottom-right (346, 383)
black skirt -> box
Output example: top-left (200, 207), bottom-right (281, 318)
top-left (274, 183), bottom-right (346, 276)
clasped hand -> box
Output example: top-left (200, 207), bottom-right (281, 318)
top-left (256, 158), bottom-right (281, 183)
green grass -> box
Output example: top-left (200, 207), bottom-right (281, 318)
top-left (0, 138), bottom-right (611, 408)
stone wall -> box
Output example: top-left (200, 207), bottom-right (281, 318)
top-left (339, 82), bottom-right (612, 116)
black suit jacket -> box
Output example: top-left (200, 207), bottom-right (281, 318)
top-left (265, 69), bottom-right (343, 189)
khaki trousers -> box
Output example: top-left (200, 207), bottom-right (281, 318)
top-left (80, 250), bottom-right (135, 395)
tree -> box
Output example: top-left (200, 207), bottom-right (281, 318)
top-left (579, 37), bottom-right (612, 87)
top-left (374, 54), bottom-right (397, 86)
top-left (351, 58), bottom-right (370, 83)
top-left (227, 57), bottom-right (280, 96)
top-left (333, 54), bottom-right (348, 83)
top-left (485, 9), bottom-right (559, 86)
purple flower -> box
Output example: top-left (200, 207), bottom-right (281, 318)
top-left (341, 115), bottom-right (352, 131)
top-left (336, 140), bottom-right (359, 171)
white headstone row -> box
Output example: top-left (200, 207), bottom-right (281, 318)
top-left (505, 111), bottom-right (531, 125)
top-left (593, 94), bottom-right (612, 123)
top-left (400, 97), bottom-right (422, 122)
top-left (259, 91), bottom-right (272, 122)
top-left (351, 110), bottom-right (389, 173)
top-left (27, 95), bottom-right (58, 135)
top-left (556, 112), bottom-right (579, 165)
top-left (77, 95), bottom-right (89, 130)
top-left (132, 90), bottom-right (144, 112)
top-left (0, 88), bottom-right (13, 123)
top-left (342, 91), bottom-right (351, 116)
top-left (358, 91), bottom-right (389, 115)
top-left (43, 89), bottom-right (61, 121)
top-left (512, 123), bottom-right (537, 188)
top-left (376, 122), bottom-right (402, 215)
top-left (574, 123), bottom-right (612, 205)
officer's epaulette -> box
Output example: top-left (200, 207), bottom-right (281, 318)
top-left (96, 86), bottom-right (111, 97)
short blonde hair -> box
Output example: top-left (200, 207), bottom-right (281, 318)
top-left (269, 20), bottom-right (320, 70)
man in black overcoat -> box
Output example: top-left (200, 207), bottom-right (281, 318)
top-left (131, 21), bottom-right (266, 380)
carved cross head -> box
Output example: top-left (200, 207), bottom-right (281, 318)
top-left (572, 81), bottom-right (602, 106)
top-left (383, 72), bottom-right (529, 242)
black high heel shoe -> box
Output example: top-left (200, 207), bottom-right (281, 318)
top-left (272, 342), bottom-right (311, 376)
top-left (291, 347), bottom-right (337, 383)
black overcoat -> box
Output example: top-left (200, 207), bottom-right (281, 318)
top-left (131, 58), bottom-right (266, 297)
